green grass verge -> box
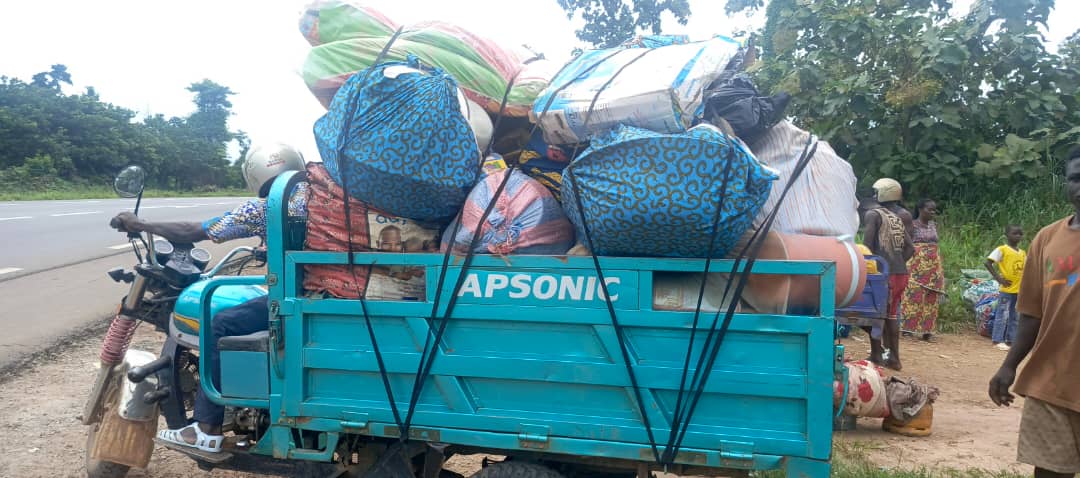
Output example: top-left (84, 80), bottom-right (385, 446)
top-left (754, 442), bottom-right (1024, 477)
top-left (0, 186), bottom-right (251, 201)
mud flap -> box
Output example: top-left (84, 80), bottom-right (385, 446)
top-left (87, 368), bottom-right (158, 469)
top-left (362, 441), bottom-right (415, 478)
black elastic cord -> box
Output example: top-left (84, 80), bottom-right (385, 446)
top-left (398, 66), bottom-right (525, 441)
top-left (400, 163), bottom-right (518, 439)
top-left (661, 140), bottom-right (739, 464)
top-left (558, 46), bottom-right (664, 464)
top-left (566, 169), bottom-right (664, 463)
top-left (667, 135), bottom-right (819, 457)
top-left (579, 49), bottom-right (655, 129)
top-left (396, 48), bottom-right (629, 441)
top-left (669, 137), bottom-right (817, 451)
top-left (334, 27), bottom-right (408, 434)
top-left (520, 49), bottom-right (626, 150)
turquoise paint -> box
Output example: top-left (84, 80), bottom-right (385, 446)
top-left (204, 172), bottom-right (836, 477)
top-left (220, 350), bottom-right (269, 400)
top-left (197, 275), bottom-right (272, 410)
top-left (172, 280), bottom-right (266, 334)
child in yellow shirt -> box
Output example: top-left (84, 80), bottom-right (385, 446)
top-left (984, 225), bottom-right (1026, 351)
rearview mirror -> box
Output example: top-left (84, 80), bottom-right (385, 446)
top-left (114, 166), bottom-right (146, 198)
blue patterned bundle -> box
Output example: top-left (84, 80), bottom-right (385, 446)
top-left (314, 57), bottom-right (480, 222)
top-left (562, 125), bottom-right (777, 258)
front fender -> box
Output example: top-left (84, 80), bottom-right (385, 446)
top-left (85, 350), bottom-right (160, 470)
top-left (116, 349), bottom-right (160, 422)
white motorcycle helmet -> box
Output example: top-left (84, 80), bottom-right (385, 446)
top-left (872, 178), bottom-right (903, 203)
top-left (242, 143), bottom-right (306, 197)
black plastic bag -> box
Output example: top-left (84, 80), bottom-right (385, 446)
top-left (702, 74), bottom-right (791, 145)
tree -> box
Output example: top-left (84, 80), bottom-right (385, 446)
top-left (722, 0), bottom-right (1075, 198)
top-left (30, 64), bottom-right (73, 91)
top-left (228, 130), bottom-right (252, 189)
top-left (178, 80), bottom-right (239, 189)
top-left (723, 0), bottom-right (763, 16)
top-left (1060, 28), bottom-right (1080, 72)
top-left (187, 79), bottom-right (234, 113)
top-left (557, 0), bottom-right (691, 48)
top-left (185, 79), bottom-right (235, 144)
top-left (234, 130), bottom-right (252, 162)
top-left (0, 69), bottom-right (246, 192)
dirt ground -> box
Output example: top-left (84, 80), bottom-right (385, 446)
top-left (0, 325), bottom-right (1023, 477)
top-left (836, 329), bottom-right (1026, 474)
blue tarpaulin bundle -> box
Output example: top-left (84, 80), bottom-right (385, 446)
top-left (562, 125), bottom-right (777, 258)
top-left (314, 56), bottom-right (480, 222)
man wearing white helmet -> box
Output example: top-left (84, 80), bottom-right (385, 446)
top-left (111, 143), bottom-right (308, 244)
top-left (861, 178), bottom-right (915, 370)
top-left (109, 143), bottom-right (308, 453)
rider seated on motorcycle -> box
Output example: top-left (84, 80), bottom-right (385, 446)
top-left (110, 143), bottom-right (308, 453)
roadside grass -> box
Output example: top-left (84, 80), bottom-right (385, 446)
top-left (756, 442), bottom-right (1024, 478)
top-left (0, 186), bottom-right (250, 201)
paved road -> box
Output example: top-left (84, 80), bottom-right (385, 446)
top-left (0, 238), bottom-right (260, 370)
top-left (0, 197), bottom-right (251, 280)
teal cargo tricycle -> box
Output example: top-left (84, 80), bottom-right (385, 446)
top-left (85, 170), bottom-right (843, 478)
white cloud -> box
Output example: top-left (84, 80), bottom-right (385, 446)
top-left (1, 0), bottom-right (1076, 167)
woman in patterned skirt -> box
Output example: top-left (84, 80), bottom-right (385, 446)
top-left (902, 199), bottom-right (945, 340)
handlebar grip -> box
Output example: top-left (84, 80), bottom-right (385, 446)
top-left (254, 249), bottom-right (267, 262)
top-left (127, 355), bottom-right (171, 383)
top-left (143, 388), bottom-right (171, 405)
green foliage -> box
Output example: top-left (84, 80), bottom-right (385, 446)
top-left (556, 0), bottom-right (691, 48)
top-left (31, 64), bottom-right (72, 91)
top-left (1061, 28), bottom-right (1080, 71)
top-left (934, 178), bottom-right (1071, 332)
top-left (0, 67), bottom-right (246, 197)
top-left (724, 0), bottom-right (764, 16)
top-left (702, 0), bottom-right (1078, 335)
top-left (726, 0), bottom-right (1075, 200)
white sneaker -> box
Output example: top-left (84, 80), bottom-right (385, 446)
top-left (995, 343), bottom-right (1011, 351)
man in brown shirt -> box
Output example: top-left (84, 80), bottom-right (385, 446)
top-left (990, 148), bottom-right (1080, 477)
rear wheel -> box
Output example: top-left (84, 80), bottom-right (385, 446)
top-left (470, 462), bottom-right (566, 478)
top-left (85, 422), bottom-right (130, 478)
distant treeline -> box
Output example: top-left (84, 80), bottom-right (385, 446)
top-left (0, 64), bottom-right (247, 192)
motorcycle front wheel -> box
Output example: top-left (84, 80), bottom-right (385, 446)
top-left (85, 422), bottom-right (130, 478)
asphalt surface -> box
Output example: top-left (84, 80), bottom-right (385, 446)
top-left (0, 196), bottom-right (258, 370)
top-left (0, 196), bottom-right (250, 279)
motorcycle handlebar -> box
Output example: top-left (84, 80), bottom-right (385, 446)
top-left (202, 246), bottom-right (256, 278)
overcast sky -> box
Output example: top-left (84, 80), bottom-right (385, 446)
top-left (1, 0), bottom-right (1077, 165)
